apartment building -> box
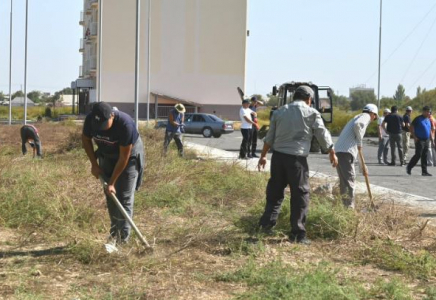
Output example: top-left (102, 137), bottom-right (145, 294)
top-left (76, 0), bottom-right (248, 120)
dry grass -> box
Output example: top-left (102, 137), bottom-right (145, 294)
top-left (0, 122), bottom-right (436, 299)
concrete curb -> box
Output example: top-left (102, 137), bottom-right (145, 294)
top-left (185, 141), bottom-right (435, 211)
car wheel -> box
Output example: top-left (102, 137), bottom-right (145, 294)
top-left (202, 127), bottom-right (212, 138)
top-left (213, 133), bottom-right (222, 138)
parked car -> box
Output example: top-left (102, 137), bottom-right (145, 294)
top-left (155, 113), bottom-right (234, 138)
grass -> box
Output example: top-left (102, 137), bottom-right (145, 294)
top-left (0, 106), bottom-right (73, 121)
top-left (0, 122), bottom-right (435, 298)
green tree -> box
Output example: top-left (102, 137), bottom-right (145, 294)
top-left (27, 90), bottom-right (43, 103)
top-left (12, 90), bottom-right (24, 99)
top-left (332, 94), bottom-right (350, 110)
top-left (250, 94), bottom-right (265, 103)
top-left (416, 86), bottom-right (422, 98)
top-left (0, 91), bottom-right (5, 102)
top-left (393, 84), bottom-right (406, 102)
top-left (349, 90), bottom-right (376, 111)
top-left (266, 93), bottom-right (279, 107)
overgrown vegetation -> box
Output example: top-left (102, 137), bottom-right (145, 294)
top-left (0, 106), bottom-right (73, 121)
top-left (0, 122), bottom-right (435, 299)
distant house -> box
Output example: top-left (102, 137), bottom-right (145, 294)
top-left (11, 97), bottom-right (35, 107)
top-left (59, 95), bottom-right (74, 106)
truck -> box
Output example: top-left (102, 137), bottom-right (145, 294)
top-left (258, 81), bottom-right (334, 153)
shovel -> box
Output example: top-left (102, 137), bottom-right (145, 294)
top-left (99, 176), bottom-right (151, 249)
top-left (358, 149), bottom-right (376, 209)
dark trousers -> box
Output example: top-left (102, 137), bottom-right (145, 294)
top-left (407, 139), bottom-right (429, 174)
top-left (163, 131), bottom-right (184, 156)
top-left (389, 133), bottom-right (403, 164)
top-left (251, 127), bottom-right (258, 155)
top-left (259, 151), bottom-right (310, 239)
top-left (240, 128), bottom-right (252, 158)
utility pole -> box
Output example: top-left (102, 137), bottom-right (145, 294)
top-left (23, 0), bottom-right (29, 124)
top-left (8, 0), bottom-right (13, 125)
top-left (146, 0), bottom-right (151, 123)
top-left (134, 0), bottom-right (140, 129)
top-left (377, 0), bottom-right (383, 109)
top-left (98, 0), bottom-right (103, 102)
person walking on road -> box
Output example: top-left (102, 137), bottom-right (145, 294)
top-left (257, 85), bottom-right (338, 244)
top-left (402, 106), bottom-right (413, 163)
top-left (20, 124), bottom-right (42, 158)
top-left (82, 102), bottom-right (145, 244)
top-left (335, 104), bottom-right (378, 209)
top-left (407, 106), bottom-right (434, 176)
top-left (249, 97), bottom-right (262, 158)
top-left (239, 99), bottom-right (258, 159)
top-left (426, 112), bottom-right (436, 167)
top-left (163, 103), bottom-right (185, 157)
top-left (382, 106), bottom-right (405, 166)
top-left (377, 108), bottom-right (390, 165)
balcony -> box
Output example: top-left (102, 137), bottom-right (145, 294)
top-left (85, 1), bottom-right (92, 15)
top-left (90, 0), bottom-right (98, 8)
top-left (79, 11), bottom-right (84, 25)
top-left (79, 38), bottom-right (84, 52)
top-left (79, 66), bottom-right (84, 78)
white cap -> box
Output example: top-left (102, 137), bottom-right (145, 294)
top-left (383, 108), bottom-right (391, 113)
top-left (363, 103), bottom-right (379, 116)
top-left (406, 106), bottom-right (413, 111)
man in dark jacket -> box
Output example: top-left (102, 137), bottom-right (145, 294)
top-left (382, 106), bottom-right (405, 166)
top-left (407, 106), bottom-right (434, 176)
top-left (20, 124), bottom-right (42, 158)
top-left (82, 102), bottom-right (145, 244)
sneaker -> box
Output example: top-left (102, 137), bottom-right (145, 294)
top-left (406, 168), bottom-right (411, 175)
top-left (252, 154), bottom-right (259, 158)
top-left (296, 237), bottom-right (312, 245)
top-left (422, 172), bottom-right (433, 176)
top-left (387, 162), bottom-right (396, 166)
top-left (400, 162), bottom-right (405, 167)
top-left (247, 155), bottom-right (253, 159)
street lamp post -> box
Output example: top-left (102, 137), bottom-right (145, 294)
top-left (134, 0), bottom-right (140, 129)
top-left (23, 0), bottom-right (29, 125)
top-left (8, 0), bottom-right (13, 125)
top-left (377, 0), bottom-right (383, 108)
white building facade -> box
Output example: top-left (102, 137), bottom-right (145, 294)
top-left (77, 0), bottom-right (248, 119)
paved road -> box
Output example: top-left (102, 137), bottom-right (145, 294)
top-left (184, 131), bottom-right (436, 206)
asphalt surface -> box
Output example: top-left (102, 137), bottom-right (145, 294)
top-left (184, 131), bottom-right (436, 205)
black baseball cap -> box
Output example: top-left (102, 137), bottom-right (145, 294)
top-left (242, 99), bottom-right (250, 104)
top-left (91, 102), bottom-right (113, 131)
top-left (423, 106), bottom-right (432, 112)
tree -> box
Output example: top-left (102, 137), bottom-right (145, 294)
top-left (332, 94), bottom-right (350, 110)
top-left (12, 90), bottom-right (24, 99)
top-left (0, 91), bottom-right (5, 102)
top-left (349, 90), bottom-right (376, 111)
top-left (416, 86), bottom-right (422, 98)
top-left (250, 94), bottom-right (265, 103)
top-left (266, 93), bottom-right (279, 107)
top-left (27, 90), bottom-right (43, 103)
top-left (393, 84), bottom-right (406, 102)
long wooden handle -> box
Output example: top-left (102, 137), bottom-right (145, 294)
top-left (100, 177), bottom-right (151, 248)
top-left (358, 149), bottom-right (375, 207)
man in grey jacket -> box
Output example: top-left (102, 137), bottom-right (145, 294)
top-left (258, 85), bottom-right (338, 245)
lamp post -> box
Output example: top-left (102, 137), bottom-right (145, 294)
top-left (23, 0), bottom-right (29, 124)
top-left (377, 0), bottom-right (383, 108)
top-left (134, 0), bottom-right (140, 129)
top-left (8, 0), bottom-right (13, 125)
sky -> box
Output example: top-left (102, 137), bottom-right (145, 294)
top-left (1, 0), bottom-right (436, 99)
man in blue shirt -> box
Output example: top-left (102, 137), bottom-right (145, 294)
top-left (406, 106), bottom-right (434, 176)
top-left (82, 102), bottom-right (145, 244)
top-left (163, 103), bottom-right (185, 157)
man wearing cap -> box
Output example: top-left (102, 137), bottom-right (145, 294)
top-left (239, 99), bottom-right (259, 159)
top-left (258, 85), bottom-right (337, 244)
top-left (382, 106), bottom-right (405, 166)
top-left (402, 106), bottom-right (413, 163)
top-left (163, 103), bottom-right (185, 157)
top-left (249, 96), bottom-right (262, 158)
top-left (377, 108), bottom-right (390, 165)
top-left (20, 124), bottom-right (42, 158)
top-left (335, 104), bottom-right (378, 208)
top-left (82, 102), bottom-right (145, 244)
top-left (407, 106), bottom-right (434, 176)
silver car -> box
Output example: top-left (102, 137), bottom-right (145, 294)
top-left (156, 113), bottom-right (234, 138)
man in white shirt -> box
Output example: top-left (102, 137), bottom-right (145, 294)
top-left (239, 99), bottom-right (258, 159)
top-left (378, 108), bottom-right (391, 165)
top-left (335, 104), bottom-right (378, 209)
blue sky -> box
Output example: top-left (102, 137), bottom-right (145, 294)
top-left (1, 0), bottom-right (436, 99)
